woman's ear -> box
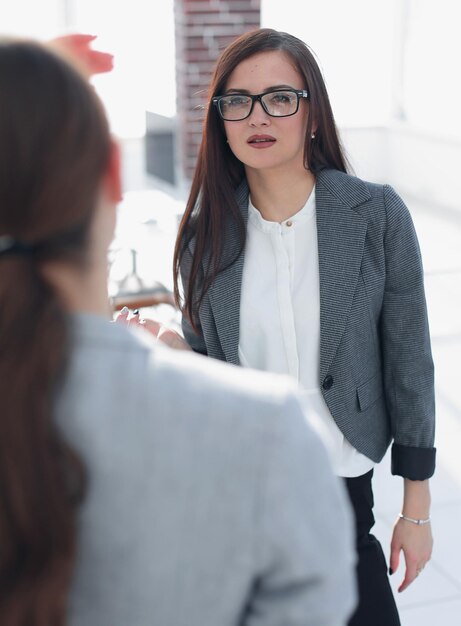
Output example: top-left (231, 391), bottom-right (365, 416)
top-left (103, 139), bottom-right (123, 204)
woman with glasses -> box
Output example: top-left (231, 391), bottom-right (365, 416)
top-left (161, 28), bottom-right (436, 626)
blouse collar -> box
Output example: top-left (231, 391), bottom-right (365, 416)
top-left (248, 186), bottom-right (316, 233)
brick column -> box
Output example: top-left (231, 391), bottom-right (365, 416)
top-left (174, 0), bottom-right (261, 185)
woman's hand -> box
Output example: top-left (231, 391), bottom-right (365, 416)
top-left (115, 307), bottom-right (192, 351)
top-left (48, 34), bottom-right (114, 77)
top-left (390, 477), bottom-right (433, 593)
top-left (389, 517), bottom-right (433, 592)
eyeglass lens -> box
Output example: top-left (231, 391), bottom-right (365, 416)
top-left (219, 91), bottom-right (299, 120)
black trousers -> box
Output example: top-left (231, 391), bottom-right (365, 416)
top-left (344, 470), bottom-right (401, 626)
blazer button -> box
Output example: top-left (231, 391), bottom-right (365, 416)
top-left (322, 375), bottom-right (334, 391)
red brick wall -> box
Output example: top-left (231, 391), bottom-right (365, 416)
top-left (174, 0), bottom-right (261, 183)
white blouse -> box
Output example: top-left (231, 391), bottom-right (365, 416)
top-left (238, 188), bottom-right (374, 477)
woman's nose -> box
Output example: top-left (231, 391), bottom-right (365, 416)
top-left (248, 100), bottom-right (271, 126)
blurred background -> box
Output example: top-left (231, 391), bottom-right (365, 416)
top-left (3, 0), bottom-right (460, 194)
top-left (1, 1), bottom-right (460, 624)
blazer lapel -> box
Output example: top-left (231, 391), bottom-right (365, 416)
top-left (207, 180), bottom-right (249, 365)
top-left (205, 171), bottom-right (369, 372)
top-left (315, 169), bottom-right (370, 379)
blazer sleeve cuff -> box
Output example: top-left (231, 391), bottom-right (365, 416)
top-left (391, 443), bottom-right (436, 480)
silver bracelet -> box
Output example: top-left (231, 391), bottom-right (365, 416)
top-left (399, 513), bottom-right (431, 525)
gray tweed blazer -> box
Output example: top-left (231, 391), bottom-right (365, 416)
top-left (181, 168), bottom-right (436, 479)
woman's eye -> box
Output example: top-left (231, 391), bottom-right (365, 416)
top-left (270, 93), bottom-right (291, 104)
top-left (227, 96), bottom-right (249, 106)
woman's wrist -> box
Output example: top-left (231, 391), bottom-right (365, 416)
top-left (402, 478), bottom-right (431, 519)
top-left (399, 512), bottom-right (431, 525)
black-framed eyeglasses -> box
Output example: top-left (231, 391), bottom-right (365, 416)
top-left (212, 89), bottom-right (309, 121)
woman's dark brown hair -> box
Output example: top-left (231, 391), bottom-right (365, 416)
top-left (174, 28), bottom-right (349, 331)
top-left (0, 40), bottom-right (111, 624)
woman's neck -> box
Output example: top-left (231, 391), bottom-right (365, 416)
top-left (246, 166), bottom-right (315, 223)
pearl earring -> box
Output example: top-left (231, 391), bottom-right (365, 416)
top-left (311, 133), bottom-right (316, 139)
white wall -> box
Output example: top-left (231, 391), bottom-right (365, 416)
top-left (0, 0), bottom-right (64, 38)
top-left (403, 0), bottom-right (461, 139)
top-left (386, 126), bottom-right (461, 210)
top-left (341, 125), bottom-right (461, 212)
